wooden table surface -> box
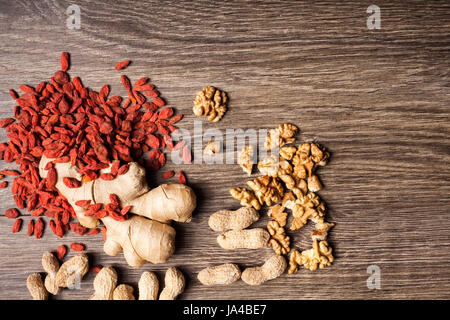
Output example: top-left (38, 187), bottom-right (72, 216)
top-left (0, 0), bottom-right (449, 300)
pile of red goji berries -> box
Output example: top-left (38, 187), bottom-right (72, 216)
top-left (0, 52), bottom-right (190, 243)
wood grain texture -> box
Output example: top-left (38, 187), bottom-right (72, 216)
top-left (0, 0), bottom-right (449, 300)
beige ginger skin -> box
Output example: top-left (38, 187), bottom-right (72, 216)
top-left (38, 156), bottom-right (196, 267)
top-left (208, 207), bottom-right (259, 232)
top-left (197, 263), bottom-right (241, 286)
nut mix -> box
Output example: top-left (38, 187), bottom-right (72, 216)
top-left (230, 123), bottom-right (335, 273)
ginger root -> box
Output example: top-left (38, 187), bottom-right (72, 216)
top-left (39, 156), bottom-right (196, 227)
top-left (103, 216), bottom-right (176, 266)
top-left (38, 156), bottom-right (196, 267)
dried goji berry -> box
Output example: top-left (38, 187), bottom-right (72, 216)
top-left (99, 85), bottom-right (110, 101)
top-left (109, 210), bottom-right (126, 221)
top-left (70, 242), bottom-right (85, 251)
top-left (12, 218), bottom-right (22, 233)
top-left (57, 245), bottom-right (67, 260)
top-left (162, 171), bottom-right (175, 179)
top-left (146, 134), bottom-right (160, 149)
top-left (62, 177), bottom-right (81, 188)
top-left (31, 208), bottom-right (45, 217)
top-left (8, 89), bottom-right (18, 100)
top-left (158, 152), bottom-right (166, 167)
top-left (0, 170), bottom-right (20, 176)
top-left (110, 160), bottom-right (120, 176)
top-left (120, 205), bottom-right (132, 216)
top-left (169, 114), bottom-right (183, 124)
top-left (86, 228), bottom-right (100, 235)
top-left (75, 200), bottom-right (91, 207)
top-left (94, 209), bottom-right (108, 219)
top-left (35, 218), bottom-right (44, 239)
top-left (178, 171), bottom-right (186, 185)
top-left (0, 118), bottom-right (15, 128)
top-left (60, 52), bottom-right (70, 71)
top-left (134, 77), bottom-right (149, 86)
top-left (121, 75), bottom-right (132, 91)
top-left (70, 222), bottom-right (87, 236)
top-left (144, 90), bottom-right (159, 98)
top-left (134, 84), bottom-right (154, 91)
top-left (152, 96), bottom-right (165, 107)
top-left (109, 194), bottom-right (120, 206)
top-left (100, 173), bottom-right (115, 181)
top-left (158, 107), bottom-right (174, 120)
top-left (91, 265), bottom-right (103, 273)
top-left (115, 60), bottom-right (131, 71)
top-left (5, 208), bottom-right (20, 219)
top-left (117, 164), bottom-right (129, 175)
top-left (46, 167), bottom-right (57, 189)
top-left (19, 84), bottom-right (35, 94)
top-left (27, 219), bottom-right (34, 236)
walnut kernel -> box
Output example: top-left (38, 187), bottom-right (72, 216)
top-left (268, 204), bottom-right (288, 227)
top-left (292, 143), bottom-right (330, 178)
top-left (267, 220), bottom-right (290, 255)
top-left (204, 141), bottom-right (221, 156)
top-left (229, 188), bottom-right (261, 210)
top-left (193, 86), bottom-right (228, 122)
top-left (307, 174), bottom-right (322, 192)
top-left (290, 192), bottom-right (325, 231)
top-left (247, 176), bottom-right (284, 207)
top-left (289, 240), bottom-right (333, 273)
top-left (238, 146), bottom-right (254, 176)
top-left (311, 220), bottom-right (335, 241)
top-left (279, 146), bottom-right (297, 161)
top-left (257, 154), bottom-right (279, 177)
top-left (265, 123), bottom-right (298, 150)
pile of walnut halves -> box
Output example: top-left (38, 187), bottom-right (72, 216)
top-left (232, 123), bottom-right (335, 274)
